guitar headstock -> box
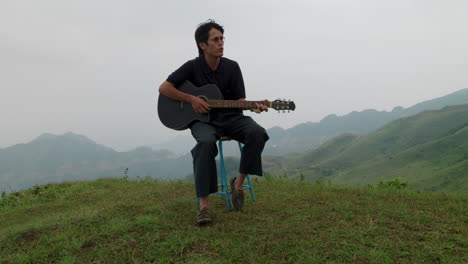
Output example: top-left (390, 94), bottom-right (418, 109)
top-left (271, 99), bottom-right (296, 112)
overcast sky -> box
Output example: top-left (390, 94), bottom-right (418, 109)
top-left (1, 0), bottom-right (467, 150)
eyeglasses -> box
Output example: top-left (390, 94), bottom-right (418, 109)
top-left (209, 36), bottom-right (225, 43)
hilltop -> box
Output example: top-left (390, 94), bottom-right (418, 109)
top-left (0, 178), bottom-right (466, 263)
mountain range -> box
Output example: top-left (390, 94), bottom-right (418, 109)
top-left (1, 88), bottom-right (467, 192)
top-left (0, 132), bottom-right (192, 192)
top-left (263, 88), bottom-right (468, 154)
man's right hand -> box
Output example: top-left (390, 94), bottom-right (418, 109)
top-left (190, 96), bottom-right (211, 114)
top-left (159, 81), bottom-right (210, 114)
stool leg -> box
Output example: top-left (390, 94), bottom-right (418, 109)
top-left (246, 174), bottom-right (256, 201)
top-left (238, 142), bottom-right (256, 201)
top-left (218, 140), bottom-right (231, 210)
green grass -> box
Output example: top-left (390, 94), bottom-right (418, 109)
top-left (0, 178), bottom-right (468, 263)
top-left (0, 178), bottom-right (466, 264)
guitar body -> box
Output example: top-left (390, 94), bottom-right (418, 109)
top-left (158, 81), bottom-right (223, 130)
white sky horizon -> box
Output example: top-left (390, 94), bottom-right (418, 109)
top-left (1, 0), bottom-right (467, 151)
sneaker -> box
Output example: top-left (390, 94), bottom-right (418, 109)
top-left (230, 177), bottom-right (244, 211)
top-left (196, 208), bottom-right (212, 225)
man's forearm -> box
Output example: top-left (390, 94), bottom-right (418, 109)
top-left (159, 81), bottom-right (194, 103)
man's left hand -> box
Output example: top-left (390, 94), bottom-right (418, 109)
top-left (252, 100), bottom-right (269, 114)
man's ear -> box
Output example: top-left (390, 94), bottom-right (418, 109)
top-left (198, 42), bottom-right (207, 51)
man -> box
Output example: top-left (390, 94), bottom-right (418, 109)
top-left (159, 20), bottom-right (269, 225)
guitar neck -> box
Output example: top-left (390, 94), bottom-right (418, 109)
top-left (207, 100), bottom-right (270, 110)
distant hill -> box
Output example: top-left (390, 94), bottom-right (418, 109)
top-left (265, 88), bottom-right (468, 154)
top-left (264, 104), bottom-right (468, 192)
top-left (0, 132), bottom-right (192, 191)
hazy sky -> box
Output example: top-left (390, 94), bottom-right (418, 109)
top-left (1, 0), bottom-right (467, 150)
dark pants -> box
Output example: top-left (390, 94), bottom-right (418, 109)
top-left (190, 115), bottom-right (269, 197)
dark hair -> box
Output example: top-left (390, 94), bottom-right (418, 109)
top-left (195, 19), bottom-right (224, 55)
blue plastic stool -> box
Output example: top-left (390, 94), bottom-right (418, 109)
top-left (215, 137), bottom-right (256, 210)
top-left (197, 137), bottom-right (256, 210)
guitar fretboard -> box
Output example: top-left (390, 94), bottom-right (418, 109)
top-left (207, 100), bottom-right (270, 110)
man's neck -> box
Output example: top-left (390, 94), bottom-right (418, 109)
top-left (204, 54), bottom-right (221, 71)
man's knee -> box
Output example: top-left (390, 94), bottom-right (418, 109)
top-left (246, 125), bottom-right (269, 143)
top-left (196, 134), bottom-right (217, 145)
top-left (191, 134), bottom-right (218, 157)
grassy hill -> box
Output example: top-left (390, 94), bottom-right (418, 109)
top-left (266, 104), bottom-right (468, 192)
top-left (1, 178), bottom-right (466, 263)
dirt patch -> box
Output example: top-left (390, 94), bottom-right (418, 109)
top-left (15, 229), bottom-right (41, 244)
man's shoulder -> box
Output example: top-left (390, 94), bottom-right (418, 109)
top-left (221, 57), bottom-right (240, 68)
top-left (221, 57), bottom-right (238, 64)
top-left (175, 57), bottom-right (202, 72)
top-left (182, 57), bottom-right (200, 65)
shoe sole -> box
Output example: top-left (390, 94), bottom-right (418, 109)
top-left (197, 218), bottom-right (212, 225)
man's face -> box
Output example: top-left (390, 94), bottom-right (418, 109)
top-left (200, 28), bottom-right (224, 58)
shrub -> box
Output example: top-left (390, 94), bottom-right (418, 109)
top-left (378, 177), bottom-right (408, 190)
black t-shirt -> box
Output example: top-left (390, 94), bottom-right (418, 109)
top-left (166, 56), bottom-right (246, 119)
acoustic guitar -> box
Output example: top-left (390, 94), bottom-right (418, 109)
top-left (158, 81), bottom-right (296, 130)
